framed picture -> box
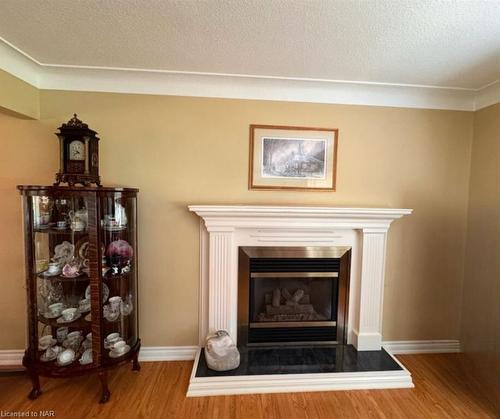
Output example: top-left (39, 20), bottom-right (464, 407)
top-left (249, 124), bottom-right (338, 191)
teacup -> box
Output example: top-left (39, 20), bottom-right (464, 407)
top-left (56, 220), bottom-right (67, 229)
top-left (70, 220), bottom-right (85, 232)
top-left (61, 308), bottom-right (77, 321)
top-left (39, 335), bottom-right (56, 350)
top-left (66, 331), bottom-right (82, 341)
top-left (48, 303), bottom-right (63, 316)
top-left (79, 348), bottom-right (93, 365)
top-left (105, 332), bottom-right (121, 348)
top-left (104, 215), bottom-right (119, 227)
top-left (112, 340), bottom-right (127, 354)
top-left (56, 327), bottom-right (68, 343)
top-left (109, 296), bottom-right (122, 307)
top-left (105, 332), bottom-right (120, 343)
top-left (78, 298), bottom-right (91, 312)
top-left (47, 262), bottom-right (60, 275)
top-left (44, 346), bottom-right (57, 360)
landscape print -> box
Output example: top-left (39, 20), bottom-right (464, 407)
top-left (261, 137), bottom-right (327, 179)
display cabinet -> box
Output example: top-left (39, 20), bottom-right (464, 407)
top-left (18, 185), bottom-right (140, 403)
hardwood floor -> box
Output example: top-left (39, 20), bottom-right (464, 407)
top-left (0, 354), bottom-right (497, 418)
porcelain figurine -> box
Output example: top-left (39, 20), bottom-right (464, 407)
top-left (204, 330), bottom-right (240, 371)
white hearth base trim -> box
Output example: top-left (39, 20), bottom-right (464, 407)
top-left (383, 340), bottom-right (461, 354)
top-left (187, 349), bottom-right (413, 397)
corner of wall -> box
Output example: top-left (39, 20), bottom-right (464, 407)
top-left (0, 68), bottom-right (40, 119)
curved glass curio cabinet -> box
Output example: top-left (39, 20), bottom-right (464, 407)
top-left (18, 185), bottom-right (140, 403)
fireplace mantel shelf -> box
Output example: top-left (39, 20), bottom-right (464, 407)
top-left (189, 205), bottom-right (412, 231)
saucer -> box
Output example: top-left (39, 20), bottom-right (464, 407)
top-left (57, 349), bottom-right (76, 366)
top-left (56, 312), bottom-right (82, 324)
top-left (61, 271), bottom-right (82, 279)
top-left (40, 351), bottom-right (57, 362)
top-left (42, 311), bottom-right (62, 319)
top-left (109, 345), bottom-right (130, 358)
top-left (38, 337), bottom-right (57, 351)
top-left (104, 225), bottom-right (126, 232)
top-left (41, 269), bottom-right (61, 277)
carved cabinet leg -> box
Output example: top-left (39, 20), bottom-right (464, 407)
top-left (98, 370), bottom-right (111, 404)
top-left (28, 371), bottom-right (42, 400)
top-left (132, 352), bottom-right (141, 371)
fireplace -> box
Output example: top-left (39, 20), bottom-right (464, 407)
top-left (187, 205), bottom-right (414, 396)
top-left (238, 247), bottom-right (351, 346)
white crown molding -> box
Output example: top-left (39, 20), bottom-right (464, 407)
top-left (1, 38), bottom-right (498, 111)
top-left (0, 38), bottom-right (40, 87)
top-left (474, 80), bottom-right (500, 111)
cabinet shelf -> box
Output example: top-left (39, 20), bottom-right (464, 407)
top-left (33, 228), bottom-right (88, 236)
top-left (38, 313), bottom-right (92, 329)
top-left (37, 272), bottom-right (90, 283)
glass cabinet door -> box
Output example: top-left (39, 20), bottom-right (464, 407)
top-left (100, 192), bottom-right (138, 361)
top-left (30, 193), bottom-right (96, 369)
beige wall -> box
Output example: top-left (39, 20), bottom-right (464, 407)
top-left (0, 69), bottom-right (39, 119)
top-left (0, 89), bottom-right (474, 349)
top-left (461, 102), bottom-right (500, 409)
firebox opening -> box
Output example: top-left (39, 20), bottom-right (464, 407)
top-left (238, 247), bottom-right (351, 346)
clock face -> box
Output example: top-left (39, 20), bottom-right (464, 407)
top-left (69, 140), bottom-right (85, 161)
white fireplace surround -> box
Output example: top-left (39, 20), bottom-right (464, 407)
top-left (189, 205), bottom-right (412, 351)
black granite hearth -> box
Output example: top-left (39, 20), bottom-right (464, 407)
top-left (195, 344), bottom-right (402, 377)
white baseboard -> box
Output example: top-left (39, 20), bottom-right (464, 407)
top-left (138, 346), bottom-right (198, 362)
top-left (383, 340), bottom-right (461, 354)
top-left (0, 350), bottom-right (24, 366)
top-left (0, 340), bottom-right (460, 367)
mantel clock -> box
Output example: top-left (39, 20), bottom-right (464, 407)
top-left (54, 114), bottom-right (101, 186)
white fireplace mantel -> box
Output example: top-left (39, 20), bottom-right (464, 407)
top-left (189, 205), bottom-right (412, 351)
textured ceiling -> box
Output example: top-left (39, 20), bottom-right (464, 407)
top-left (0, 0), bottom-right (499, 89)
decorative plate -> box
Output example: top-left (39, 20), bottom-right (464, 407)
top-left (56, 349), bottom-right (76, 366)
top-left (52, 241), bottom-right (75, 266)
top-left (85, 283), bottom-right (109, 303)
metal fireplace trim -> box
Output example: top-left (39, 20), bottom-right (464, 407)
top-left (238, 246), bottom-right (351, 346)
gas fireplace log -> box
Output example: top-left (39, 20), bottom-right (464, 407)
top-left (266, 304), bottom-right (315, 315)
top-left (272, 288), bottom-right (281, 307)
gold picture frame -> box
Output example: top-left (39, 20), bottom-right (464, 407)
top-left (249, 124), bottom-right (338, 191)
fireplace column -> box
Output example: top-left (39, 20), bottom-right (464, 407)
top-left (206, 227), bottom-right (237, 340)
top-left (354, 228), bottom-right (388, 351)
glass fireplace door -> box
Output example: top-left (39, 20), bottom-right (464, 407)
top-left (250, 273), bottom-right (337, 328)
